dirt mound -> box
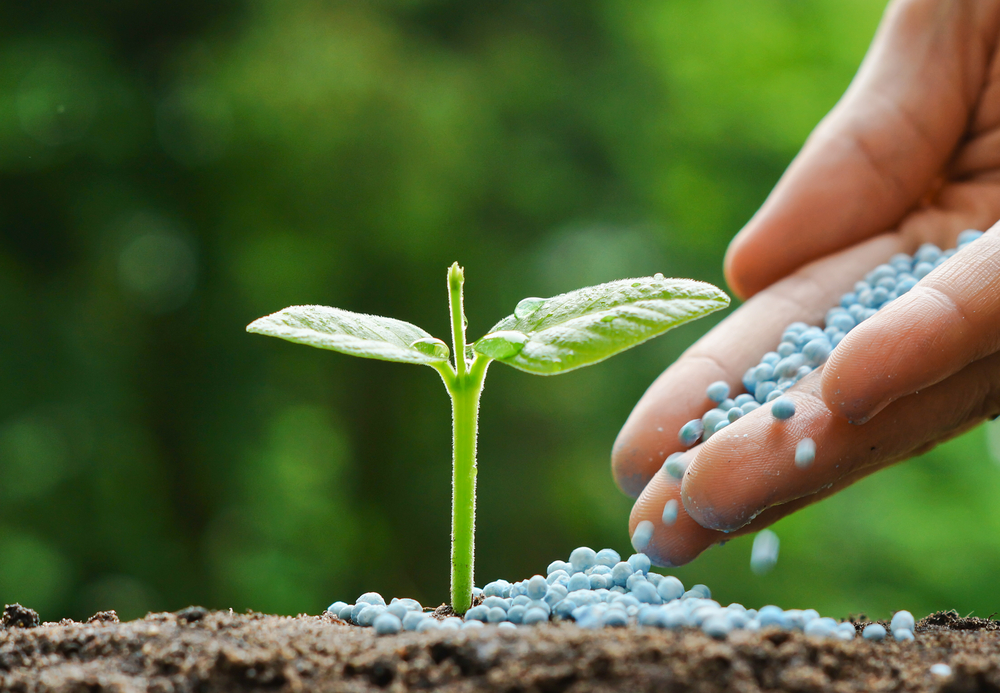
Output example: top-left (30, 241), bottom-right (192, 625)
top-left (0, 607), bottom-right (997, 692)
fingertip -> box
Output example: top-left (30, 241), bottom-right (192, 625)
top-left (611, 430), bottom-right (653, 499)
top-left (628, 469), bottom-right (719, 567)
top-left (723, 231), bottom-right (762, 300)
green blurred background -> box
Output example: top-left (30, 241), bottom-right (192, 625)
top-left (2, 0), bottom-right (998, 624)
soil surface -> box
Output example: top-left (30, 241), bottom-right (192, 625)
top-left (1, 604), bottom-right (999, 692)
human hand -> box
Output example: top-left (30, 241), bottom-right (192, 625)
top-left (612, 0), bottom-right (1000, 566)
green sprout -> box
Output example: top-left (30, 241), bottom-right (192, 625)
top-left (247, 262), bottom-right (728, 613)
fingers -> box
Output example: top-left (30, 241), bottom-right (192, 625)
top-left (822, 226), bottom-right (1000, 423)
top-left (612, 233), bottom-right (903, 498)
top-left (678, 348), bottom-right (1000, 538)
top-left (724, 0), bottom-right (1000, 298)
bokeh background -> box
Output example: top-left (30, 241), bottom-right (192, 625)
top-left (2, 0), bottom-right (999, 624)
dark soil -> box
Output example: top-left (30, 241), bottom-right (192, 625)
top-left (1, 604), bottom-right (999, 692)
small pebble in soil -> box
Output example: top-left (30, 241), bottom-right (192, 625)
top-left (794, 438), bottom-right (816, 468)
top-left (930, 663), bottom-right (953, 677)
top-left (750, 530), bottom-right (780, 575)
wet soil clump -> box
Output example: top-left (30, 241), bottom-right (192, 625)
top-left (1, 607), bottom-right (998, 692)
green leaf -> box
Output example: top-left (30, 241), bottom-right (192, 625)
top-left (247, 305), bottom-right (449, 365)
top-left (476, 276), bottom-right (729, 374)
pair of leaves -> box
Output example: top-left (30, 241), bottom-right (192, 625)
top-left (246, 275), bottom-right (730, 375)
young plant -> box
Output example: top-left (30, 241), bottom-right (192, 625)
top-left (247, 262), bottom-right (728, 613)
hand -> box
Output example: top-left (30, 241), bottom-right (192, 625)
top-left (611, 0), bottom-right (1000, 566)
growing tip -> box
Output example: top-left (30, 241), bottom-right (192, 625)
top-left (448, 262), bottom-right (465, 287)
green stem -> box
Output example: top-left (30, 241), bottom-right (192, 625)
top-left (448, 263), bottom-right (467, 378)
top-left (448, 354), bottom-right (488, 614)
top-left (443, 262), bottom-right (491, 614)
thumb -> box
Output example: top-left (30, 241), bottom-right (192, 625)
top-left (822, 226), bottom-right (1000, 423)
top-left (725, 0), bottom-right (995, 298)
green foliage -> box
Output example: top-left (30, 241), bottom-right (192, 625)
top-left (249, 266), bottom-right (727, 611)
top-left (247, 306), bottom-right (449, 366)
top-left (481, 277), bottom-right (729, 374)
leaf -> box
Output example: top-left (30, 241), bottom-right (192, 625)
top-left (247, 305), bottom-right (449, 365)
top-left (476, 276), bottom-right (729, 374)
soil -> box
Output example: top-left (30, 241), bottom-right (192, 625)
top-left (1, 604), bottom-right (999, 692)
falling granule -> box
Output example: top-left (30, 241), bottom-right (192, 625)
top-left (750, 529), bottom-right (780, 575)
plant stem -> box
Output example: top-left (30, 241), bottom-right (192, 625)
top-left (448, 263), bottom-right (467, 378)
top-left (448, 354), bottom-right (488, 614)
top-left (443, 262), bottom-right (490, 614)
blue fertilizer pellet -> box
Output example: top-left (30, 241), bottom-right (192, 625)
top-left (727, 407), bottom-right (743, 423)
top-left (497, 621), bottom-right (517, 630)
top-left (522, 607), bottom-right (548, 625)
top-left (777, 341), bottom-right (796, 357)
top-left (863, 623), bottom-right (887, 641)
top-left (374, 612), bottom-right (402, 635)
top-left (706, 380), bottom-right (730, 403)
top-left (802, 338), bottom-right (832, 364)
top-left (689, 584), bottom-right (711, 599)
top-left (547, 560), bottom-right (570, 576)
top-left (465, 605), bottom-right (488, 621)
top-left (761, 351), bottom-right (781, 366)
top-left (631, 521), bottom-right (654, 553)
top-left (601, 609), bottom-right (629, 628)
top-left (546, 570), bottom-right (568, 585)
top-left (930, 664), bottom-right (952, 677)
top-left (611, 562), bottom-right (633, 587)
top-left (526, 575), bottom-right (548, 600)
top-left (595, 549), bottom-right (620, 568)
top-left (461, 620), bottom-right (483, 630)
top-left (631, 581), bottom-right (662, 605)
top-left (416, 617), bottom-right (441, 632)
top-left (569, 546), bottom-right (597, 573)
top-left (543, 585), bottom-right (567, 606)
top-left (387, 602), bottom-right (408, 620)
top-left (402, 611), bottom-right (425, 631)
top-left (567, 573), bottom-right (590, 592)
top-left (958, 228), bottom-right (983, 246)
top-left (628, 553), bottom-right (652, 575)
top-left (661, 499), bottom-right (679, 526)
top-left (657, 576), bottom-right (684, 601)
top-left (766, 389), bottom-right (783, 403)
top-left (506, 605), bottom-right (526, 623)
top-left (771, 396), bottom-right (796, 420)
top-left (663, 452), bottom-right (688, 480)
top-left (755, 381), bottom-right (776, 403)
top-left (734, 393), bottom-right (755, 407)
top-left (891, 610), bottom-right (915, 634)
top-left (486, 607), bottom-right (507, 623)
top-left (795, 438), bottom-right (816, 468)
top-left (741, 401), bottom-right (761, 414)
top-left (357, 605), bottom-right (386, 627)
top-left (753, 363), bottom-right (775, 382)
top-left (713, 420), bottom-right (729, 433)
top-left (678, 419), bottom-right (704, 447)
top-left (894, 628), bottom-right (915, 641)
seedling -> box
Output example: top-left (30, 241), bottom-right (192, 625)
top-left (247, 262), bottom-right (728, 613)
